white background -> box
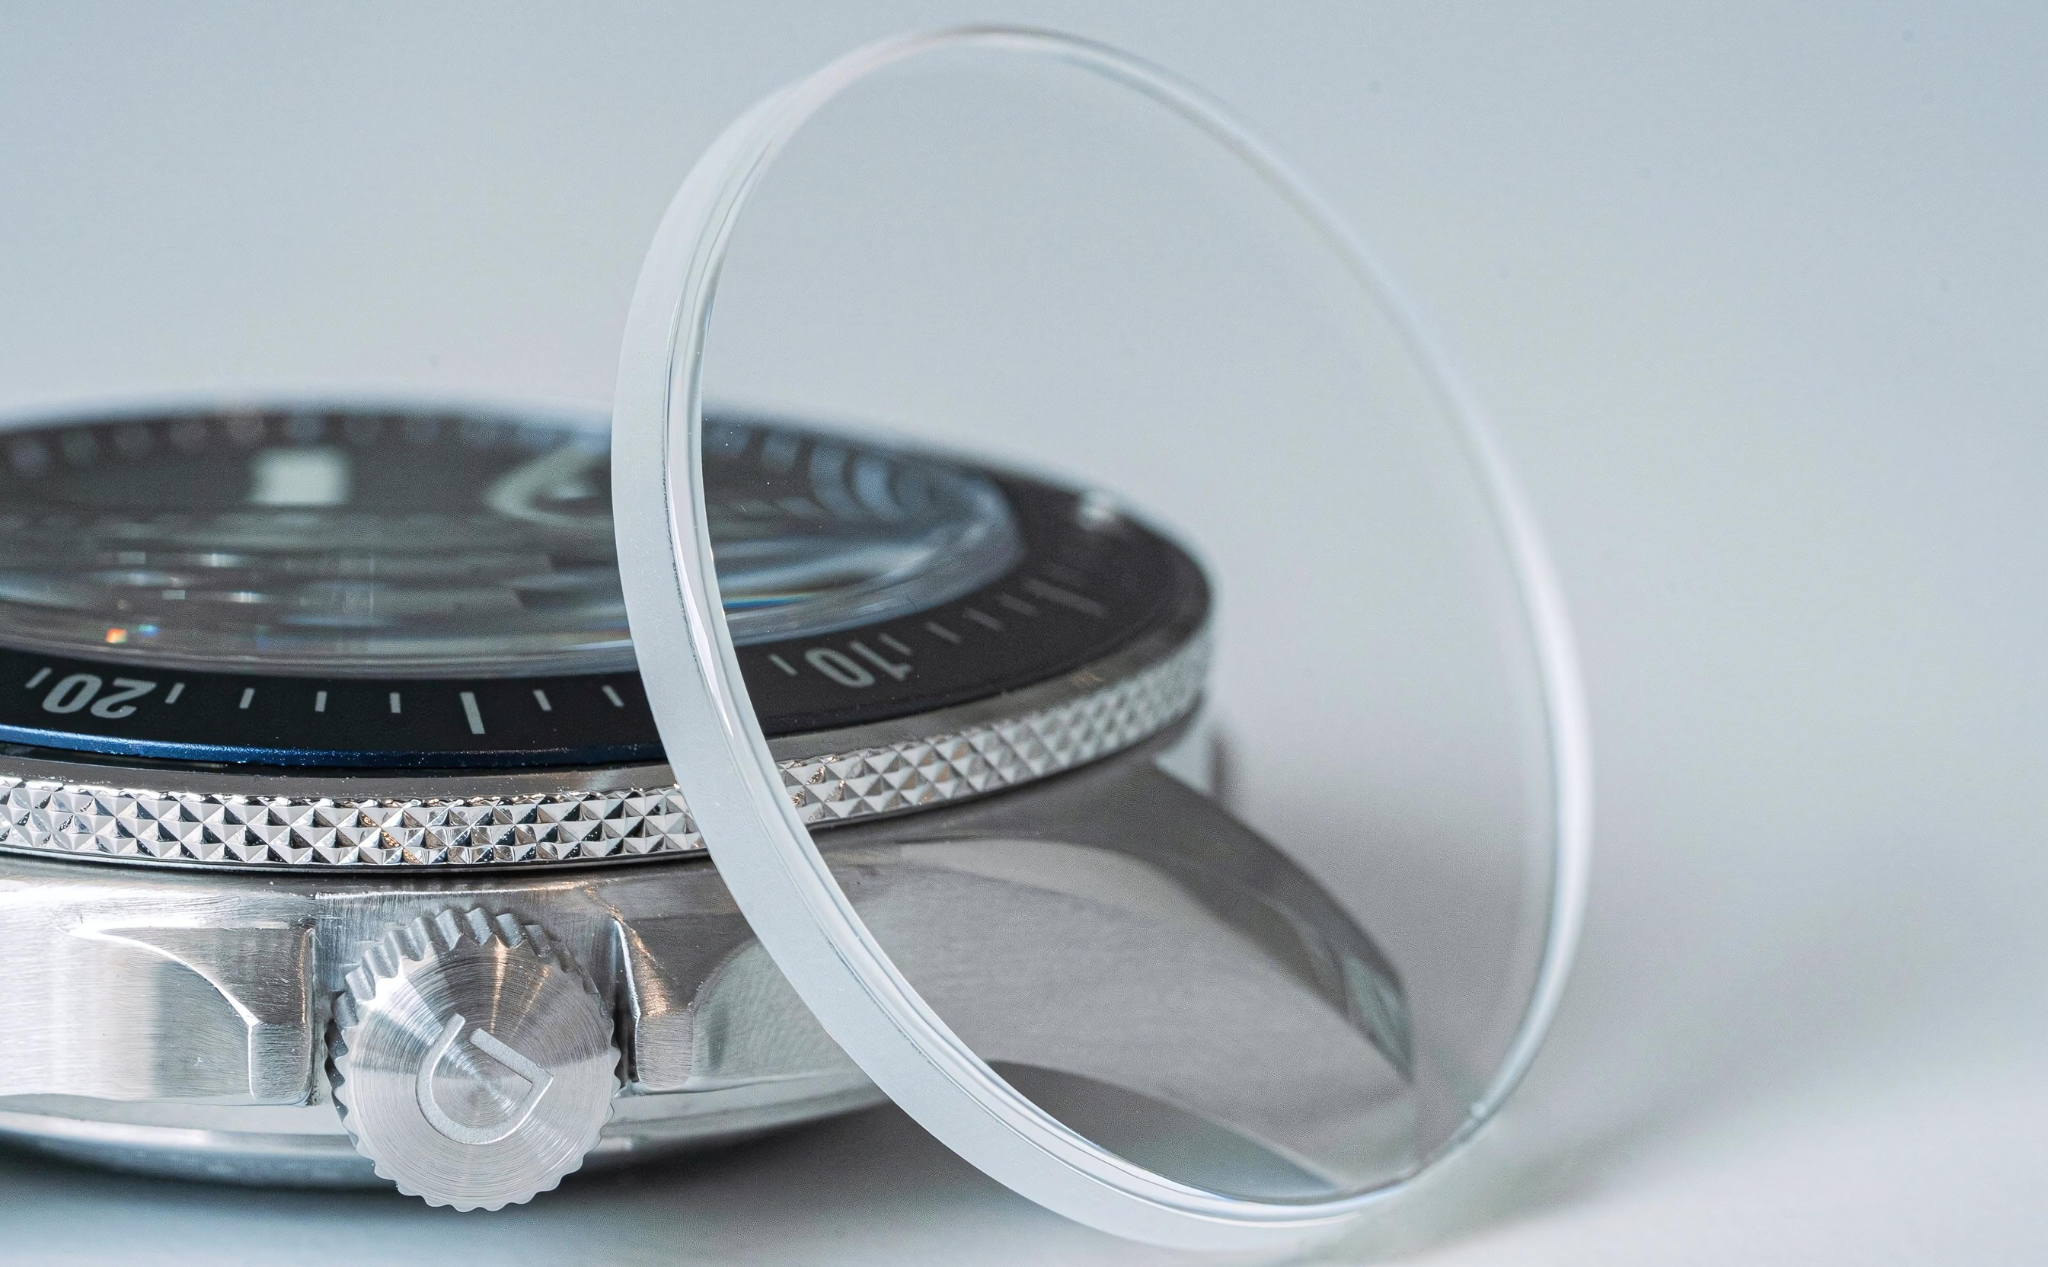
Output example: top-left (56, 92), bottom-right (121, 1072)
top-left (1, 4), bottom-right (2043, 1263)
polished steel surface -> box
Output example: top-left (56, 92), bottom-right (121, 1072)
top-left (330, 910), bottom-right (619, 1208)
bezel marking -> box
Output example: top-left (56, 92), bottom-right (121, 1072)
top-left (0, 634), bottom-right (1205, 869)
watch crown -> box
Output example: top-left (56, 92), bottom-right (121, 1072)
top-left (329, 909), bottom-right (618, 1210)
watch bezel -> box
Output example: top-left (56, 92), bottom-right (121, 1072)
top-left (0, 397), bottom-right (1205, 771)
top-left (0, 603), bottom-right (1208, 870)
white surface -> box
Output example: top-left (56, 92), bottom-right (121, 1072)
top-left (2, 4), bottom-right (2044, 1263)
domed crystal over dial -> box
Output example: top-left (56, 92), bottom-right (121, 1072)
top-left (0, 406), bottom-right (1020, 676)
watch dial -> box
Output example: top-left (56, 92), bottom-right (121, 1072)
top-left (0, 407), bottom-right (1021, 676)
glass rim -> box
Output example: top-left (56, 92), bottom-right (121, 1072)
top-left (609, 24), bottom-right (1593, 1249)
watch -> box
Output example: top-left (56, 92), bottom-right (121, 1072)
top-left (0, 400), bottom-right (1402, 1210)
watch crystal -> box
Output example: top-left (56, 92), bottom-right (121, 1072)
top-left (0, 408), bottom-right (1021, 675)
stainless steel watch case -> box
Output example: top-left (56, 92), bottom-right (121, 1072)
top-left (0, 715), bottom-right (1410, 1206)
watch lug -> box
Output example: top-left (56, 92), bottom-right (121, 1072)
top-left (614, 914), bottom-right (861, 1094)
top-left (0, 897), bottom-right (316, 1104)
